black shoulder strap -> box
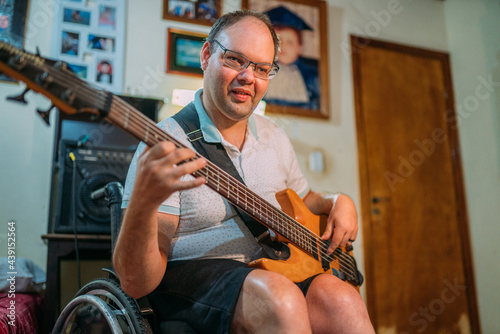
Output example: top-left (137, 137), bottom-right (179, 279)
top-left (173, 103), bottom-right (245, 185)
top-left (172, 103), bottom-right (289, 260)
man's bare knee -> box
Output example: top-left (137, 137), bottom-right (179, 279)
top-left (307, 274), bottom-right (360, 308)
top-left (306, 274), bottom-right (375, 334)
top-left (231, 270), bottom-right (311, 334)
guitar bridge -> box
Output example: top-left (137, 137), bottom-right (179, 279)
top-left (320, 242), bottom-right (364, 287)
top-left (321, 251), bottom-right (332, 271)
top-left (320, 240), bottom-right (332, 271)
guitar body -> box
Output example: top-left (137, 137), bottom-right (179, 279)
top-left (249, 189), bottom-right (360, 289)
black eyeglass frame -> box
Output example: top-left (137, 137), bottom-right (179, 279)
top-left (213, 39), bottom-right (279, 79)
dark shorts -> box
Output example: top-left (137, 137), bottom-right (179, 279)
top-left (147, 259), bottom-right (319, 334)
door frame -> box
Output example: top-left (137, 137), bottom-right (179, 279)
top-left (350, 35), bottom-right (480, 333)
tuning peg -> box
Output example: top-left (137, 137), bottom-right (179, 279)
top-left (54, 61), bottom-right (68, 71)
top-left (36, 104), bottom-right (55, 126)
top-left (8, 54), bottom-right (26, 70)
top-left (6, 88), bottom-right (29, 104)
top-left (61, 89), bottom-right (76, 104)
top-left (35, 71), bottom-right (53, 88)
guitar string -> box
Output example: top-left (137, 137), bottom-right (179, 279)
top-left (109, 98), bottom-right (360, 280)
top-left (21, 52), bottom-right (359, 280)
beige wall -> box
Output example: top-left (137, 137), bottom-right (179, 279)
top-left (0, 0), bottom-right (56, 271)
top-left (444, 2), bottom-right (500, 333)
top-left (0, 0), bottom-right (498, 331)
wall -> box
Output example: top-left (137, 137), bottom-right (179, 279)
top-left (0, 0), bottom-right (497, 331)
top-left (444, 2), bottom-right (500, 333)
top-left (0, 0), bottom-right (56, 270)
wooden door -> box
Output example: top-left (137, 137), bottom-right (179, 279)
top-left (351, 37), bottom-right (480, 333)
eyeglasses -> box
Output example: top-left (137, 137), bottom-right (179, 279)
top-left (213, 40), bottom-right (279, 80)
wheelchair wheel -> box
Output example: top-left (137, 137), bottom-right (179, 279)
top-left (54, 277), bottom-right (152, 334)
top-left (77, 278), bottom-right (152, 334)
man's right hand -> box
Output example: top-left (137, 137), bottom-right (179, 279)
top-left (131, 141), bottom-right (207, 209)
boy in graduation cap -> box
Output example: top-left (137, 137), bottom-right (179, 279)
top-left (264, 5), bottom-right (320, 111)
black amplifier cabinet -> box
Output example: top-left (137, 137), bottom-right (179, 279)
top-left (52, 140), bottom-right (135, 234)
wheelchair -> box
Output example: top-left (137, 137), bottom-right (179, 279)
top-left (52, 182), bottom-right (196, 333)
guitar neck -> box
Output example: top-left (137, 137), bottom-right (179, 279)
top-left (106, 97), bottom-right (318, 256)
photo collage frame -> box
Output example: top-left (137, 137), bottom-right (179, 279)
top-left (51, 0), bottom-right (125, 94)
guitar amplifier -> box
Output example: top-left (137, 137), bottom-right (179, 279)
top-left (51, 140), bottom-right (135, 234)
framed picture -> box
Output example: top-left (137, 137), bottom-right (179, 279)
top-left (163, 0), bottom-right (221, 26)
top-left (98, 5), bottom-right (116, 30)
top-left (96, 58), bottom-right (113, 84)
top-left (51, 0), bottom-right (125, 94)
top-left (88, 34), bottom-right (115, 52)
top-left (61, 30), bottom-right (80, 55)
top-left (242, 0), bottom-right (329, 119)
top-left (63, 8), bottom-right (91, 26)
top-left (0, 0), bottom-right (30, 83)
top-left (67, 63), bottom-right (88, 80)
top-left (166, 28), bottom-right (207, 77)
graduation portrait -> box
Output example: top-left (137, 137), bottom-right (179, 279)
top-left (243, 0), bottom-right (330, 119)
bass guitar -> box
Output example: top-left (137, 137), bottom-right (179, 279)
top-left (0, 41), bottom-right (363, 288)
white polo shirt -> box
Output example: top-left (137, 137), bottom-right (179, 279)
top-left (122, 89), bottom-right (309, 263)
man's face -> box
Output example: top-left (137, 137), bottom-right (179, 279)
top-left (201, 17), bottom-right (275, 122)
top-left (0, 15), bottom-right (10, 30)
top-left (275, 27), bottom-right (302, 65)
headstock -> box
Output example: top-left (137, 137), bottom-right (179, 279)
top-left (0, 41), bottom-right (112, 125)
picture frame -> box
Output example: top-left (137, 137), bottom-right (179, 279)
top-left (166, 28), bottom-right (207, 78)
top-left (0, 0), bottom-right (30, 83)
top-left (242, 0), bottom-right (330, 119)
top-left (51, 0), bottom-right (125, 94)
top-left (163, 0), bottom-right (221, 26)
top-left (63, 8), bottom-right (91, 26)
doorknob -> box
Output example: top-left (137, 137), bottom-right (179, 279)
top-left (372, 196), bottom-right (391, 204)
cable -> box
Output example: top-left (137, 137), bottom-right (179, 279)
top-left (69, 152), bottom-right (82, 290)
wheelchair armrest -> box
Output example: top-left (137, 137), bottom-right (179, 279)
top-left (103, 181), bottom-right (124, 251)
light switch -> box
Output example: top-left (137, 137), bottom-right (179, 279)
top-left (309, 151), bottom-right (324, 173)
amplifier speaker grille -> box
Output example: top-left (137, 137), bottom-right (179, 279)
top-left (52, 140), bottom-right (135, 234)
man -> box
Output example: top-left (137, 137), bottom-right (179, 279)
top-left (114, 10), bottom-right (374, 333)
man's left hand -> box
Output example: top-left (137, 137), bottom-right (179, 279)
top-left (320, 194), bottom-right (358, 255)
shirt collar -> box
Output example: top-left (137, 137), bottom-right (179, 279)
top-left (193, 88), bottom-right (259, 144)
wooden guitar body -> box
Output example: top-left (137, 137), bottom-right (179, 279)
top-left (249, 189), bottom-right (361, 290)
